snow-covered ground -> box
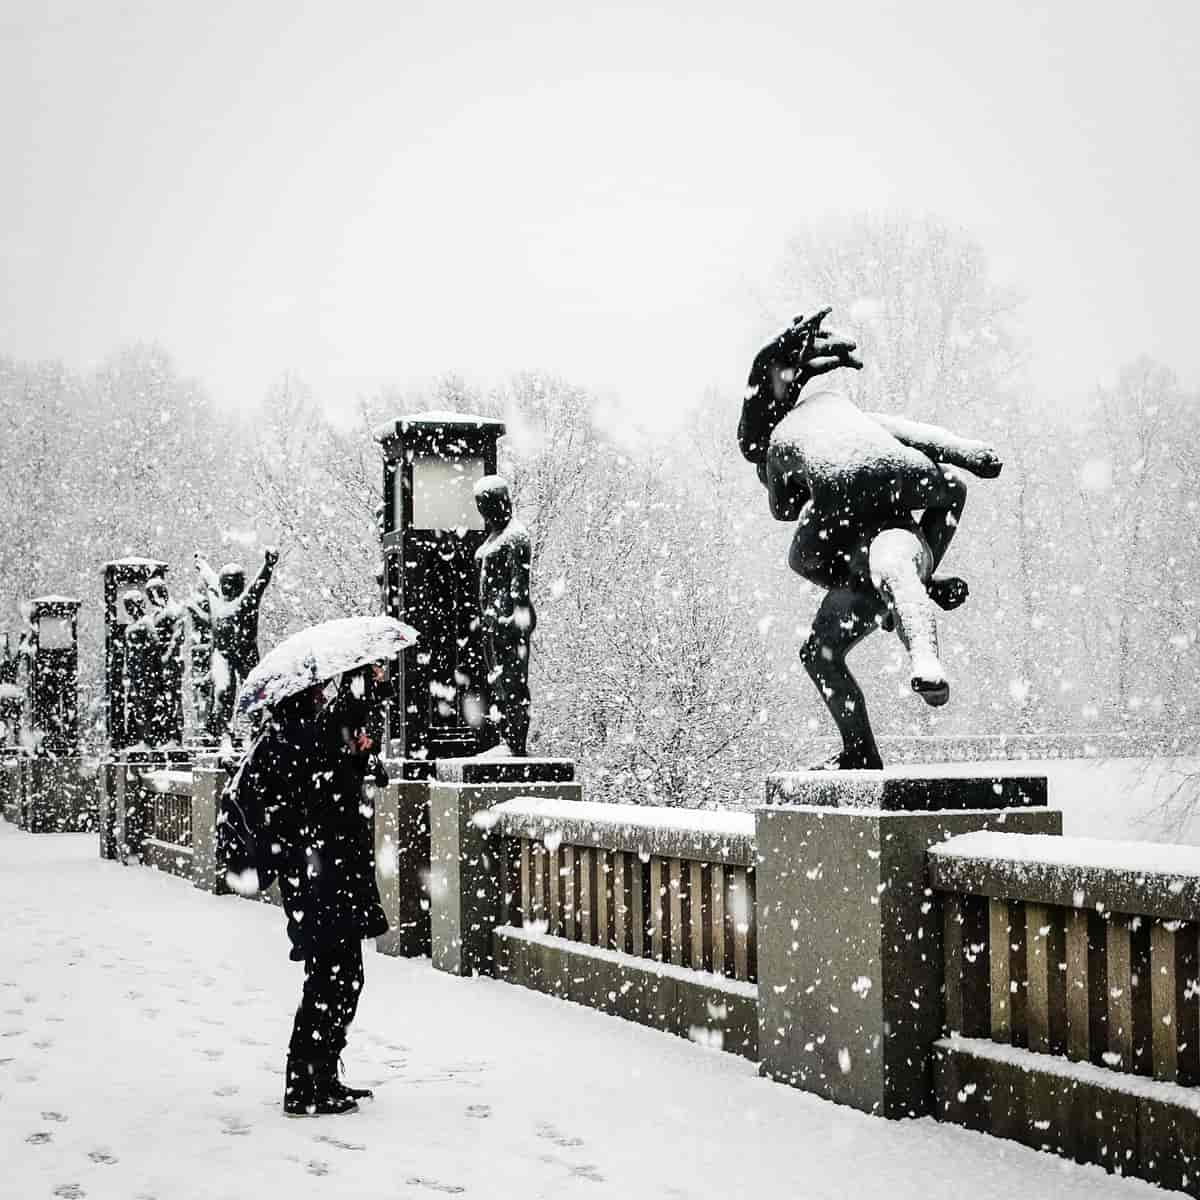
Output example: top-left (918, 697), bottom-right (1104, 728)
top-left (0, 823), bottom-right (1160, 1200)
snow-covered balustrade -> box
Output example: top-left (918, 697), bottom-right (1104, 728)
top-left (98, 760), bottom-right (225, 892)
top-left (928, 830), bottom-right (1200, 1193)
top-left (489, 797), bottom-right (760, 1059)
top-left (495, 798), bottom-right (757, 982)
top-left (136, 768), bottom-right (195, 877)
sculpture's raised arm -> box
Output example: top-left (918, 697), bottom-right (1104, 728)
top-left (194, 553), bottom-right (221, 600)
top-left (246, 547), bottom-right (280, 607)
top-left (739, 310), bottom-right (862, 465)
top-left (865, 412), bottom-right (1003, 478)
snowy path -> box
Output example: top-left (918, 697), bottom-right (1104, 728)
top-left (0, 824), bottom-right (1158, 1200)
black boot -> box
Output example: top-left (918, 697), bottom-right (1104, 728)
top-left (284, 1056), bottom-right (359, 1117)
top-left (324, 1056), bottom-right (374, 1103)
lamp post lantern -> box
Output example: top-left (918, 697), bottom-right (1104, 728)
top-left (26, 596), bottom-right (82, 756)
top-left (375, 410), bottom-right (506, 761)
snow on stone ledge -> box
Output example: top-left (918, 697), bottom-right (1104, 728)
top-left (492, 797), bottom-right (755, 867)
top-left (930, 832), bottom-right (1200, 921)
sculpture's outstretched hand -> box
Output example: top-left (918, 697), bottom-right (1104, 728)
top-left (773, 309), bottom-right (864, 381)
top-left (970, 448), bottom-right (1004, 478)
top-left (264, 546), bottom-right (280, 568)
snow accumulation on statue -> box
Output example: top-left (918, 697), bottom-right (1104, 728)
top-left (738, 308), bottom-right (1003, 771)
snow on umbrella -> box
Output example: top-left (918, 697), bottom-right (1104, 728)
top-left (235, 615), bottom-right (418, 718)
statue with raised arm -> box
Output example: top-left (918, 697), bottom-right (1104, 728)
top-left (473, 476), bottom-right (536, 756)
top-left (193, 547), bottom-right (279, 739)
top-left (145, 575), bottom-right (186, 746)
top-left (739, 308), bottom-right (1003, 770)
top-left (184, 577), bottom-right (214, 736)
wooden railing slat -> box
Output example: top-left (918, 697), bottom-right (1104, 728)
top-left (650, 858), bottom-right (665, 962)
top-left (631, 857), bottom-right (646, 958)
top-left (578, 848), bottom-right (596, 945)
top-left (669, 859), bottom-right (684, 967)
top-left (690, 860), bottom-right (705, 971)
top-left (519, 838), bottom-right (532, 927)
top-left (1065, 907), bottom-right (1090, 1062)
top-left (1025, 903), bottom-right (1066, 1055)
top-left (1106, 915), bottom-right (1134, 1071)
top-left (1177, 924), bottom-right (1200, 1086)
top-left (548, 843), bottom-right (563, 938)
top-left (596, 849), bottom-right (611, 951)
top-left (1151, 920), bottom-right (1179, 1083)
top-left (563, 846), bottom-right (577, 941)
top-left (731, 869), bottom-right (749, 983)
top-left (988, 898), bottom-right (1012, 1043)
top-left (711, 863), bottom-right (727, 979)
top-left (612, 851), bottom-right (628, 955)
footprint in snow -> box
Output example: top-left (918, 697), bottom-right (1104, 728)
top-left (536, 1123), bottom-right (584, 1149)
top-left (41, 1111), bottom-right (68, 1122)
top-left (26, 1131), bottom-right (53, 1144)
top-left (314, 1135), bottom-right (366, 1152)
top-left (406, 1178), bottom-right (465, 1194)
top-left (219, 1115), bottom-right (251, 1136)
top-left (87, 1150), bottom-right (118, 1165)
top-left (465, 1105), bottom-right (491, 1119)
top-left (213, 1084), bottom-right (240, 1097)
top-left (306, 1160), bottom-right (330, 1177)
top-left (52, 1185), bottom-right (85, 1199)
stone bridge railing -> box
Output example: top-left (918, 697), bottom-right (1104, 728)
top-left (491, 798), bottom-right (760, 1057)
top-left (63, 755), bottom-right (1200, 1197)
top-left (930, 832), bottom-right (1200, 1193)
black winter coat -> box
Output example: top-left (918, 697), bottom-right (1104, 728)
top-left (247, 704), bottom-right (388, 962)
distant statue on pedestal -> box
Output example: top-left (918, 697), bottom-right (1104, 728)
top-left (473, 477), bottom-right (536, 756)
top-left (0, 634), bottom-right (23, 747)
top-left (194, 548), bottom-right (278, 740)
top-left (121, 590), bottom-right (157, 748)
top-left (185, 580), bottom-right (214, 736)
top-left (145, 576), bottom-right (186, 746)
top-left (738, 308), bottom-right (1003, 770)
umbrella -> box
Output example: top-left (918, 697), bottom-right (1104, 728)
top-left (235, 615), bottom-right (418, 718)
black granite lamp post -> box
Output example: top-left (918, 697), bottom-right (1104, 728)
top-left (26, 596), bottom-right (82, 756)
top-left (374, 411), bottom-right (506, 760)
top-left (102, 558), bottom-right (167, 751)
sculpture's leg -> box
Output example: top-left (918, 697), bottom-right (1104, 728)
top-left (920, 465), bottom-right (966, 570)
top-left (208, 652), bottom-right (236, 739)
top-left (799, 589), bottom-right (885, 770)
top-left (502, 639), bottom-right (532, 757)
top-left (867, 528), bottom-right (949, 707)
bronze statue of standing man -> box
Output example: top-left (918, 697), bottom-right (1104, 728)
top-left (473, 477), bottom-right (536, 756)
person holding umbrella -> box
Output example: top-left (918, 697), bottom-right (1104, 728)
top-left (229, 615), bottom-right (416, 1117)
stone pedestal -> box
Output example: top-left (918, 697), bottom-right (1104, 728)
top-left (18, 757), bottom-right (100, 833)
top-left (376, 758), bottom-right (577, 960)
top-left (755, 774), bottom-right (1060, 1118)
top-left (428, 778), bottom-right (583, 976)
top-left (1, 757), bottom-right (19, 823)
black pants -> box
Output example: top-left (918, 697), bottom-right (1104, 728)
top-left (288, 939), bottom-right (364, 1063)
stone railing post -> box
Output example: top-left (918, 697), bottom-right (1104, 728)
top-left (97, 760), bottom-right (126, 859)
top-left (375, 777), bottom-right (434, 958)
top-left (755, 774), bottom-right (1060, 1118)
top-left (190, 764), bottom-right (223, 892)
top-left (428, 775), bottom-right (582, 977)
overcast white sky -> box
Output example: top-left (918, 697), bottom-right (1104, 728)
top-left (2, 1), bottom-right (1198, 426)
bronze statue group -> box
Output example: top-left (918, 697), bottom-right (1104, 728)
top-left (99, 306), bottom-right (999, 1117)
